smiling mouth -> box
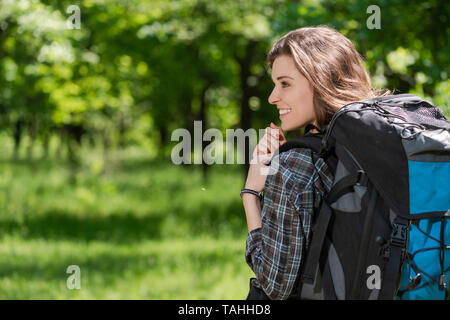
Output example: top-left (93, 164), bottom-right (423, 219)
top-left (279, 109), bottom-right (291, 117)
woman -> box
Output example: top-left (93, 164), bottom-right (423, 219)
top-left (241, 25), bottom-right (387, 300)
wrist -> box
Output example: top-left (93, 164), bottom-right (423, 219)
top-left (244, 183), bottom-right (262, 193)
top-left (242, 193), bottom-right (262, 232)
top-left (240, 188), bottom-right (263, 201)
top-left (241, 192), bottom-right (261, 202)
top-left (242, 193), bottom-right (263, 227)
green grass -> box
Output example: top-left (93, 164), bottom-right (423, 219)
top-left (0, 144), bottom-right (253, 299)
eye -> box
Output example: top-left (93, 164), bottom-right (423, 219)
top-left (281, 81), bottom-right (290, 88)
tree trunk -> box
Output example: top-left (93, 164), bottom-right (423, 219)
top-left (199, 83), bottom-right (212, 183)
top-left (101, 129), bottom-right (110, 162)
top-left (27, 120), bottom-right (37, 159)
top-left (13, 118), bottom-right (24, 159)
top-left (237, 40), bottom-right (258, 176)
top-left (158, 124), bottom-right (167, 160)
top-left (118, 113), bottom-right (126, 149)
top-left (57, 127), bottom-right (66, 160)
top-left (42, 131), bottom-right (50, 159)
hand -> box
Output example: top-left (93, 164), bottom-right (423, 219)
top-left (244, 122), bottom-right (287, 192)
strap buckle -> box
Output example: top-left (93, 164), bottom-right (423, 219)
top-left (318, 139), bottom-right (328, 157)
top-left (390, 221), bottom-right (408, 248)
top-left (356, 170), bottom-right (368, 186)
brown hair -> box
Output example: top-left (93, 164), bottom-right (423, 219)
top-left (268, 25), bottom-right (389, 127)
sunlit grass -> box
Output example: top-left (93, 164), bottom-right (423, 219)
top-left (0, 236), bottom-right (253, 299)
top-left (0, 140), bottom-right (253, 299)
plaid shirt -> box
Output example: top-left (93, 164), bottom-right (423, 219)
top-left (245, 147), bottom-right (334, 300)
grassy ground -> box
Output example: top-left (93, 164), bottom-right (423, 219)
top-left (0, 140), bottom-right (253, 299)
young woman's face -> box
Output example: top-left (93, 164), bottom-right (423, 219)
top-left (268, 55), bottom-right (317, 132)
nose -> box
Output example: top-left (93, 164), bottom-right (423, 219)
top-left (268, 87), bottom-right (280, 105)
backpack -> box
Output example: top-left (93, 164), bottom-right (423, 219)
top-left (278, 94), bottom-right (450, 300)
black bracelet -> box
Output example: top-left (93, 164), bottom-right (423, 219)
top-left (240, 188), bottom-right (263, 201)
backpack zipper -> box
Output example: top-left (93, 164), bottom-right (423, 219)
top-left (373, 102), bottom-right (425, 130)
top-left (322, 101), bottom-right (426, 153)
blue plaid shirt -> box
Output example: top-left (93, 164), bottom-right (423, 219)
top-left (245, 148), bottom-right (334, 300)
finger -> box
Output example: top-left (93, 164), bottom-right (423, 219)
top-left (262, 129), bottom-right (281, 154)
top-left (256, 153), bottom-right (272, 165)
top-left (270, 123), bottom-right (280, 134)
top-left (251, 154), bottom-right (265, 165)
top-left (252, 147), bottom-right (271, 162)
top-left (257, 142), bottom-right (270, 156)
top-left (253, 137), bottom-right (269, 157)
top-left (270, 122), bottom-right (286, 138)
top-left (266, 127), bottom-right (281, 146)
top-left (260, 133), bottom-right (271, 153)
top-left (265, 127), bottom-right (279, 143)
top-left (270, 123), bottom-right (287, 143)
top-left (256, 139), bottom-right (277, 164)
top-left (267, 125), bottom-right (282, 141)
top-left (267, 132), bottom-right (279, 152)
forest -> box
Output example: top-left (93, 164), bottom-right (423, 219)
top-left (0, 0), bottom-right (448, 299)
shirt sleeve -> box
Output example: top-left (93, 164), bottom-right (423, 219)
top-left (245, 148), bottom-right (323, 300)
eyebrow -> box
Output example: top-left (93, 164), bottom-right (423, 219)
top-left (276, 76), bottom-right (294, 81)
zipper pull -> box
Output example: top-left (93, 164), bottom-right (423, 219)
top-left (439, 274), bottom-right (447, 291)
top-left (404, 273), bottom-right (421, 291)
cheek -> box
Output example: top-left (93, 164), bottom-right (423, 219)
top-left (286, 95), bottom-right (316, 128)
top-left (293, 89), bottom-right (315, 115)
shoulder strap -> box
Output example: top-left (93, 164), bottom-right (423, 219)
top-left (278, 134), bottom-right (323, 155)
top-left (378, 216), bottom-right (409, 299)
top-left (278, 124), bottom-right (329, 155)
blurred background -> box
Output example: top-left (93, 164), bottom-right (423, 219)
top-left (0, 0), bottom-right (448, 299)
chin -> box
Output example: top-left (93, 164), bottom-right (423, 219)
top-left (281, 122), bottom-right (300, 132)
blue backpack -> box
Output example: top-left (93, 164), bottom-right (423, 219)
top-left (279, 94), bottom-right (449, 300)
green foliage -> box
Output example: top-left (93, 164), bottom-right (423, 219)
top-left (0, 0), bottom-right (448, 299)
top-left (1, 0), bottom-right (448, 153)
